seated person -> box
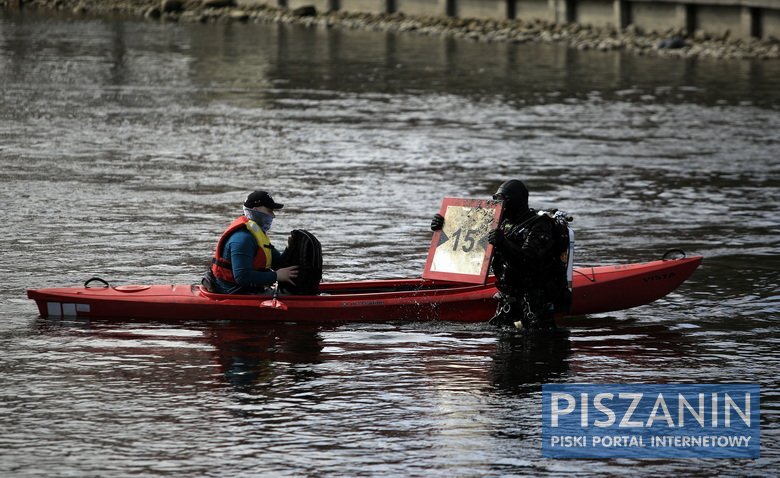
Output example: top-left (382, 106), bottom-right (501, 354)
top-left (209, 190), bottom-right (298, 294)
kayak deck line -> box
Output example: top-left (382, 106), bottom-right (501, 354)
top-left (27, 256), bottom-right (702, 323)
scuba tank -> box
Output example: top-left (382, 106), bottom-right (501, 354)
top-left (538, 209), bottom-right (575, 312)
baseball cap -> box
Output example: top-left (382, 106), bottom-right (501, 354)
top-left (244, 190), bottom-right (283, 210)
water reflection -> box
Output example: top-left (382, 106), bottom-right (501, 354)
top-left (2, 9), bottom-right (780, 109)
top-left (208, 322), bottom-right (324, 395)
top-left (31, 316), bottom-right (575, 398)
top-left (490, 331), bottom-right (571, 394)
top-left (249, 26), bottom-right (780, 105)
top-left (31, 317), bottom-right (326, 391)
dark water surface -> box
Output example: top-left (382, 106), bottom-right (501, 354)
top-left (1, 9), bottom-right (779, 476)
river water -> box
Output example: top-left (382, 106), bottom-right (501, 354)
top-left (1, 8), bottom-right (778, 476)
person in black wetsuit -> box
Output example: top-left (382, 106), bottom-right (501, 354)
top-left (431, 180), bottom-right (565, 332)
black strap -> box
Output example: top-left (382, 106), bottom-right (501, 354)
top-left (662, 249), bottom-right (686, 260)
top-left (504, 213), bottom-right (545, 239)
top-left (84, 277), bottom-right (110, 288)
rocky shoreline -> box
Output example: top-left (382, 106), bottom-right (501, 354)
top-left (3, 0), bottom-right (779, 60)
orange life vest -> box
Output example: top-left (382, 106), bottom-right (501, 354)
top-left (211, 216), bottom-right (273, 283)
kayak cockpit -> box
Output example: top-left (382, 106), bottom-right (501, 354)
top-left (197, 276), bottom-right (495, 300)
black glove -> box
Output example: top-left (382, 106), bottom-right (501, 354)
top-left (487, 228), bottom-right (504, 247)
top-left (430, 213), bottom-right (444, 231)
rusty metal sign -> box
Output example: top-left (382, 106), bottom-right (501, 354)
top-left (422, 197), bottom-right (503, 284)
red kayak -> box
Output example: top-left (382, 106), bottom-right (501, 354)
top-left (27, 256), bottom-right (701, 323)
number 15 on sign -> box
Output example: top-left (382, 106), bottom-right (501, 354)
top-left (422, 198), bottom-right (503, 284)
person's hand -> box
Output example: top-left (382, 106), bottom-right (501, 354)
top-left (287, 234), bottom-right (294, 248)
top-left (487, 228), bottom-right (504, 247)
top-left (276, 265), bottom-right (299, 285)
top-left (430, 213), bottom-right (444, 231)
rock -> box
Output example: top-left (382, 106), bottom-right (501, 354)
top-left (203, 0), bottom-right (235, 8)
top-left (658, 37), bottom-right (686, 49)
top-left (399, 21), bottom-right (416, 32)
top-left (291, 5), bottom-right (316, 17)
top-left (625, 24), bottom-right (642, 36)
top-left (145, 6), bottom-right (161, 19)
top-left (228, 9), bottom-right (249, 21)
top-left (161, 0), bottom-right (183, 13)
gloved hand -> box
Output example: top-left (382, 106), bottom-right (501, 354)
top-left (430, 213), bottom-right (444, 231)
top-left (276, 266), bottom-right (299, 285)
top-left (487, 228), bottom-right (504, 247)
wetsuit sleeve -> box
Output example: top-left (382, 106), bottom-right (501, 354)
top-left (227, 231), bottom-right (277, 288)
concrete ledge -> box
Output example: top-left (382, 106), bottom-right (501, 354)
top-left (631, 2), bottom-right (685, 31)
top-left (696, 4), bottom-right (743, 32)
top-left (339, 0), bottom-right (390, 14)
top-left (506, 0), bottom-right (780, 38)
top-left (628, 0), bottom-right (779, 7)
top-left (394, 0), bottom-right (446, 16)
top-left (16, 0), bottom-right (777, 40)
top-left (285, 0), bottom-right (332, 11)
top-left (765, 7), bottom-right (780, 36)
top-left (455, 0), bottom-right (509, 19)
top-left (513, 0), bottom-right (553, 21)
top-left (578, 0), bottom-right (615, 26)
top-left (264, 0), bottom-right (780, 40)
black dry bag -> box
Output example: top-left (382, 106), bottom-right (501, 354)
top-left (280, 229), bottom-right (323, 295)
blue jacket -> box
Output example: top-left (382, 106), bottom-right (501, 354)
top-left (214, 229), bottom-right (285, 294)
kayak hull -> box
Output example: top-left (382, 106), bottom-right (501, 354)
top-left (27, 257), bottom-right (702, 323)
